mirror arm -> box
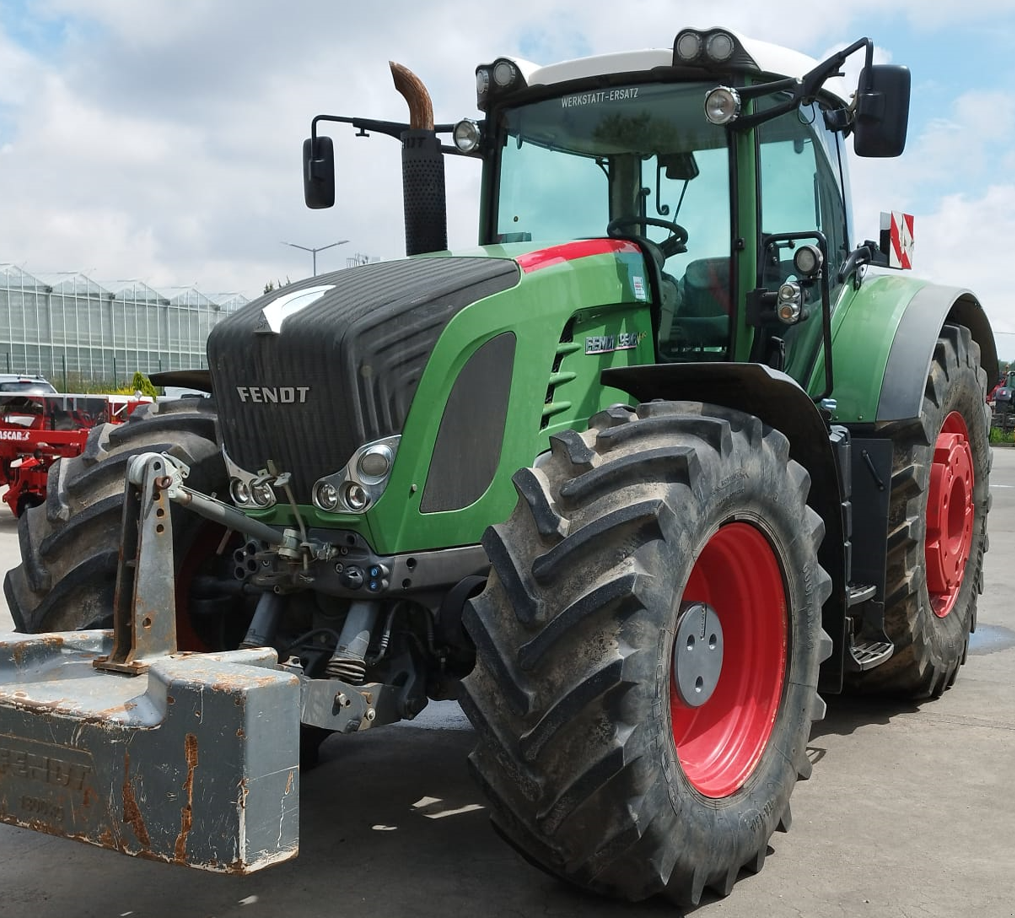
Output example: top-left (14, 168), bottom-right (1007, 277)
top-left (731, 38), bottom-right (873, 132)
top-left (838, 239), bottom-right (889, 288)
top-left (311, 114), bottom-right (457, 142)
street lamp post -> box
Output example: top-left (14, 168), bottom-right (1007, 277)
top-left (281, 239), bottom-right (349, 276)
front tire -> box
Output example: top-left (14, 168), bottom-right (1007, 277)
top-left (461, 402), bottom-right (832, 905)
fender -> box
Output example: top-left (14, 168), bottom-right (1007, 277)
top-left (813, 276), bottom-right (997, 424)
top-left (601, 362), bottom-right (849, 691)
top-left (878, 286), bottom-right (997, 421)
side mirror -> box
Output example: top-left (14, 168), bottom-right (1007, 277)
top-left (853, 64), bottom-right (911, 158)
top-left (303, 135), bottom-right (335, 209)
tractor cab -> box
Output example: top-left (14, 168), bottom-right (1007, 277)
top-left (469, 30), bottom-right (909, 384)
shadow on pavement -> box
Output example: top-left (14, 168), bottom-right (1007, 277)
top-left (810, 692), bottom-right (921, 740)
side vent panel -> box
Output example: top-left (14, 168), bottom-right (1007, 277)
top-left (541, 318), bottom-right (580, 429)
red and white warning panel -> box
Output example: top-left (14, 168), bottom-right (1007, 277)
top-left (880, 211), bottom-right (915, 269)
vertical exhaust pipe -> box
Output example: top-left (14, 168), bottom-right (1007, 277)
top-left (390, 62), bottom-right (448, 256)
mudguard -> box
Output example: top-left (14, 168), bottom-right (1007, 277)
top-left (814, 276), bottom-right (997, 424)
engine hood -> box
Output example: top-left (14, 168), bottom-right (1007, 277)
top-left (207, 255), bottom-right (520, 500)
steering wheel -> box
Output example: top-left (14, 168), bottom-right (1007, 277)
top-left (607, 215), bottom-right (689, 259)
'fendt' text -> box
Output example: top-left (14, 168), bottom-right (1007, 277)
top-left (236, 386), bottom-right (310, 404)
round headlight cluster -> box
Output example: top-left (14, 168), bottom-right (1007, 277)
top-left (230, 476), bottom-right (276, 508)
top-left (475, 59), bottom-right (527, 111)
top-left (675, 29), bottom-right (739, 66)
top-left (312, 436), bottom-right (400, 515)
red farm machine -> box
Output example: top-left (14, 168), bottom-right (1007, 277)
top-left (0, 393), bottom-right (152, 517)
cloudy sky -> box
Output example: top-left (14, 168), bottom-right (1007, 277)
top-left (2, 1), bottom-right (1015, 352)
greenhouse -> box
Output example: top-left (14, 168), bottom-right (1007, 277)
top-left (0, 265), bottom-right (247, 388)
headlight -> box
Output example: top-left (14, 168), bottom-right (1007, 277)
top-left (312, 434), bottom-right (400, 514)
top-left (250, 478), bottom-right (276, 508)
top-left (342, 482), bottom-right (369, 512)
top-left (229, 478), bottom-right (251, 506)
top-left (358, 443), bottom-right (393, 481)
top-left (313, 480), bottom-right (340, 512)
top-left (453, 119), bottom-right (481, 154)
top-left (704, 86), bottom-right (741, 125)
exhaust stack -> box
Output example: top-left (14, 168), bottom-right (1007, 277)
top-left (390, 62), bottom-right (448, 256)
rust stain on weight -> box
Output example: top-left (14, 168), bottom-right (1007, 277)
top-left (121, 751), bottom-right (151, 848)
top-left (173, 733), bottom-right (199, 863)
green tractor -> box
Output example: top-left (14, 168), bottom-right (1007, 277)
top-left (0, 26), bottom-right (994, 907)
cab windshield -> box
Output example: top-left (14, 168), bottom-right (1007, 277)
top-left (493, 82), bottom-right (733, 358)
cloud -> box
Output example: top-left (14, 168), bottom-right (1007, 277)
top-left (909, 186), bottom-right (1015, 337)
top-left (0, 0), bottom-right (1012, 321)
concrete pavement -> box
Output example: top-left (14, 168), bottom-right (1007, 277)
top-left (0, 452), bottom-right (1011, 917)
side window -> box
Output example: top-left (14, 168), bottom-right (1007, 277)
top-left (758, 99), bottom-right (849, 386)
top-left (758, 100), bottom-right (849, 295)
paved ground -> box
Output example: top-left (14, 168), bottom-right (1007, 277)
top-left (0, 451), bottom-right (1012, 917)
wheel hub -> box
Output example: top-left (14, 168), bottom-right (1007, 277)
top-left (925, 412), bottom-right (974, 618)
top-left (673, 602), bottom-right (723, 707)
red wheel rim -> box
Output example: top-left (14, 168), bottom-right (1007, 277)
top-left (925, 411), bottom-right (974, 618)
top-left (670, 523), bottom-right (787, 798)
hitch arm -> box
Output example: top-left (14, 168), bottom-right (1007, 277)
top-left (97, 453), bottom-right (180, 673)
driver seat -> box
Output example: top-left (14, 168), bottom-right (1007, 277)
top-left (666, 257), bottom-right (731, 351)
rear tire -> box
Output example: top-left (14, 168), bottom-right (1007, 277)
top-left (461, 402), bottom-right (832, 905)
top-left (848, 324), bottom-right (990, 697)
top-left (4, 399), bottom-right (228, 635)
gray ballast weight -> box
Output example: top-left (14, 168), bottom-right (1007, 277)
top-left (0, 633), bottom-right (300, 871)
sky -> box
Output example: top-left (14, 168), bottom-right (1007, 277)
top-left (2, 1), bottom-right (1015, 353)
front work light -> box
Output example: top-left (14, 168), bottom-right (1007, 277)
top-left (493, 60), bottom-right (518, 88)
top-left (706, 32), bottom-right (735, 63)
top-left (675, 30), bottom-right (703, 62)
top-left (453, 119), bottom-right (481, 153)
top-left (793, 244), bottom-right (824, 277)
top-left (704, 86), bottom-right (741, 125)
